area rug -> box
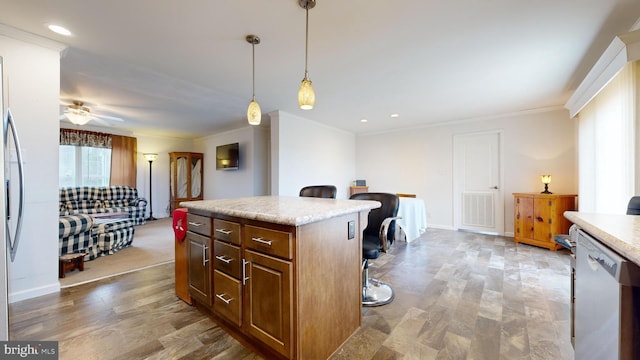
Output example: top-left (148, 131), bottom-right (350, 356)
top-left (60, 217), bottom-right (175, 288)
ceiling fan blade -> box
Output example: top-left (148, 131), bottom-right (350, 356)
top-left (93, 113), bottom-right (124, 122)
top-left (93, 118), bottom-right (114, 127)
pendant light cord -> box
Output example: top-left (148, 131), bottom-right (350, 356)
top-left (252, 41), bottom-right (256, 101)
top-left (304, 6), bottom-right (309, 79)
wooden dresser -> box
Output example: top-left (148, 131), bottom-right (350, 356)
top-left (513, 193), bottom-right (577, 251)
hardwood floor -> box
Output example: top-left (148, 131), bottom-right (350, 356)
top-left (9, 228), bottom-right (574, 359)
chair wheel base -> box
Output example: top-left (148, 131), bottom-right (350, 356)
top-left (362, 278), bottom-right (394, 306)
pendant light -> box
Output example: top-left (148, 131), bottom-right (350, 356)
top-left (298, 0), bottom-right (316, 110)
top-left (246, 34), bottom-right (261, 125)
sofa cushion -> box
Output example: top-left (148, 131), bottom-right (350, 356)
top-left (102, 199), bottom-right (129, 208)
top-left (71, 200), bottom-right (103, 210)
top-left (101, 186), bottom-right (138, 201)
top-left (59, 214), bottom-right (94, 238)
top-left (60, 187), bottom-right (101, 202)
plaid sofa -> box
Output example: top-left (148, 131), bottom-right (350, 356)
top-left (59, 186), bottom-right (148, 225)
top-left (93, 218), bottom-right (136, 255)
top-left (59, 214), bottom-right (99, 261)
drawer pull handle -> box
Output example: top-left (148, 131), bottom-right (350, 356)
top-left (189, 221), bottom-right (203, 227)
top-left (251, 237), bottom-right (272, 246)
top-left (215, 228), bottom-right (232, 235)
top-left (215, 255), bottom-right (233, 264)
top-left (216, 293), bottom-right (233, 304)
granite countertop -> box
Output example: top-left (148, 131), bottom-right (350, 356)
top-left (180, 196), bottom-right (381, 226)
top-left (564, 211), bottom-right (640, 265)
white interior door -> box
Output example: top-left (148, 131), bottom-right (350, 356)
top-left (453, 131), bottom-right (504, 235)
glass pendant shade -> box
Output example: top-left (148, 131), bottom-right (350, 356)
top-left (66, 110), bottom-right (91, 125)
top-left (298, 77), bottom-right (315, 110)
top-left (246, 34), bottom-right (261, 125)
top-left (247, 99), bottom-right (261, 125)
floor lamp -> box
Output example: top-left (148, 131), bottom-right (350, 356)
top-left (143, 153), bottom-right (158, 221)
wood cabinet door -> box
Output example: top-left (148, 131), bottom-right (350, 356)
top-left (187, 231), bottom-right (212, 306)
top-left (515, 196), bottom-right (534, 239)
top-left (244, 250), bottom-right (293, 359)
top-left (533, 198), bottom-right (552, 243)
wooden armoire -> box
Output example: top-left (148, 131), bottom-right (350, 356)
top-left (169, 152), bottom-right (204, 214)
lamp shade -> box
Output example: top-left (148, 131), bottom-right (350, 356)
top-left (143, 153), bottom-right (158, 162)
top-left (298, 78), bottom-right (315, 110)
top-left (541, 175), bottom-right (551, 184)
top-left (247, 99), bottom-right (261, 125)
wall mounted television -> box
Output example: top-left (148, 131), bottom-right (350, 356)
top-left (216, 142), bottom-right (239, 170)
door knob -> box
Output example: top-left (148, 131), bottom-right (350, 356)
top-left (490, 186), bottom-right (498, 189)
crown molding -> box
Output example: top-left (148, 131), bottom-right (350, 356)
top-left (0, 23), bottom-right (67, 52)
top-left (565, 28), bottom-right (640, 118)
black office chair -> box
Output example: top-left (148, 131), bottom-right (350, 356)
top-left (350, 192), bottom-right (401, 306)
top-left (299, 185), bottom-right (337, 199)
top-left (627, 196), bottom-right (640, 215)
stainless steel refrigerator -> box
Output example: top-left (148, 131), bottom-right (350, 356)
top-left (0, 55), bottom-right (25, 341)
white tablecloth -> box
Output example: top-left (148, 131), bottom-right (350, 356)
top-left (397, 197), bottom-right (427, 242)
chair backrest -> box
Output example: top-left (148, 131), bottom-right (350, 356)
top-left (627, 196), bottom-right (640, 215)
top-left (299, 185), bottom-right (337, 199)
top-left (350, 192), bottom-right (400, 245)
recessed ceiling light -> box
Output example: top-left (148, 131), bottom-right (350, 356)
top-left (48, 24), bottom-right (72, 36)
top-left (390, 113), bottom-right (399, 118)
top-left (360, 118), bottom-right (368, 123)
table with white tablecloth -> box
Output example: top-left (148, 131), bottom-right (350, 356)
top-left (396, 197), bottom-right (427, 242)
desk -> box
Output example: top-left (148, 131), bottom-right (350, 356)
top-left (397, 197), bottom-right (427, 242)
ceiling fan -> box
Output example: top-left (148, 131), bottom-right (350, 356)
top-left (60, 100), bottom-right (124, 126)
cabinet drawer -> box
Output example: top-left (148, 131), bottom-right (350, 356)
top-left (213, 270), bottom-right (242, 327)
top-left (213, 240), bottom-right (241, 279)
top-left (213, 219), bottom-right (241, 245)
top-left (188, 213), bottom-right (211, 237)
top-left (245, 225), bottom-right (293, 260)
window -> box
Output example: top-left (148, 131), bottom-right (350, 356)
top-left (578, 62), bottom-right (636, 213)
top-left (59, 145), bottom-right (112, 187)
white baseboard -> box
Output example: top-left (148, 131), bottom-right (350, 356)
top-left (427, 224), bottom-right (455, 231)
top-left (428, 225), bottom-right (515, 238)
top-left (9, 283), bottom-right (60, 303)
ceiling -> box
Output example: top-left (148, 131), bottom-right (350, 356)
top-left (0, 1), bottom-right (639, 139)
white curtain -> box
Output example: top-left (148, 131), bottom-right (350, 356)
top-left (192, 159), bottom-right (201, 197)
top-left (578, 62), bottom-right (636, 214)
top-left (177, 157), bottom-right (187, 198)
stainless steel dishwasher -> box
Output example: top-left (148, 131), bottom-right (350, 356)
top-left (574, 228), bottom-right (640, 359)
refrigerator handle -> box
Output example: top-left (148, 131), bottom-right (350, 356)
top-left (5, 109), bottom-right (24, 263)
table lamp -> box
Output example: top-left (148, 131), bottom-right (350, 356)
top-left (541, 175), bottom-right (552, 194)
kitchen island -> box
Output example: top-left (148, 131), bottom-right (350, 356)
top-left (564, 211), bottom-right (640, 265)
top-left (563, 211), bottom-right (640, 359)
top-left (180, 196), bottom-right (380, 360)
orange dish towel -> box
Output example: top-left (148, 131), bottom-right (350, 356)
top-left (172, 208), bottom-right (188, 242)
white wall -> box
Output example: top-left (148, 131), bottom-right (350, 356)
top-left (270, 111), bottom-right (357, 198)
top-left (356, 109), bottom-right (577, 234)
top-left (1, 32), bottom-right (65, 302)
top-left (136, 134), bottom-right (197, 218)
top-left (200, 125), bottom-right (269, 199)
